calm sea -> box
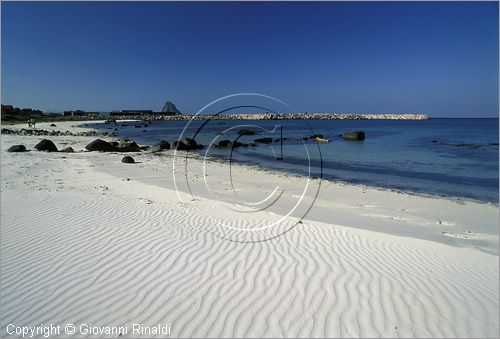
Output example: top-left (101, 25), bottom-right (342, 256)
top-left (88, 118), bottom-right (499, 203)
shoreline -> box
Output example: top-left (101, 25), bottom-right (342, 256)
top-left (2, 120), bottom-right (498, 250)
top-left (6, 119), bottom-right (496, 206)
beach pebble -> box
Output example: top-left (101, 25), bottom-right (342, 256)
top-left (121, 156), bottom-right (135, 164)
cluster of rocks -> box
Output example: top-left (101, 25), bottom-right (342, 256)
top-left (173, 138), bottom-right (204, 150)
top-left (6, 127), bottom-right (367, 155)
top-left (7, 139), bottom-right (75, 153)
top-left (85, 139), bottom-right (144, 152)
top-left (1, 128), bottom-right (112, 137)
top-left (211, 130), bottom-right (367, 147)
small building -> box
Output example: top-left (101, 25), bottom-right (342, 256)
top-left (1, 104), bottom-right (14, 114)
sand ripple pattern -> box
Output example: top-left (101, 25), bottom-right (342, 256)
top-left (1, 188), bottom-right (498, 338)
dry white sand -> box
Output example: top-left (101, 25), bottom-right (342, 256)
top-left (1, 121), bottom-right (498, 337)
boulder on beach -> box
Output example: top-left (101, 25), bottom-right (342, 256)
top-left (254, 137), bottom-right (273, 144)
top-left (151, 140), bottom-right (171, 152)
top-left (60, 147), bottom-right (74, 153)
top-left (35, 139), bottom-right (58, 152)
top-left (7, 145), bottom-right (27, 152)
top-left (85, 139), bottom-right (117, 152)
top-left (173, 137), bottom-right (203, 150)
top-left (117, 140), bottom-right (140, 152)
top-left (156, 140), bottom-right (170, 150)
top-left (121, 156), bottom-right (135, 163)
top-left (50, 123), bottom-right (57, 127)
top-left (341, 131), bottom-right (365, 141)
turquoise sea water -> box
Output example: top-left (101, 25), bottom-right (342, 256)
top-left (89, 118), bottom-right (499, 203)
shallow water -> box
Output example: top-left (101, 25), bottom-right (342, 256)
top-left (88, 118), bottom-right (499, 203)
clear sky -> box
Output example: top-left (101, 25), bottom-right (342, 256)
top-left (1, 1), bottom-right (498, 117)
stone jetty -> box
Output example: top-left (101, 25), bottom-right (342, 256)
top-left (108, 113), bottom-right (430, 121)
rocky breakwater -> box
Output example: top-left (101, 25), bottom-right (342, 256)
top-left (1, 128), bottom-right (113, 137)
top-left (109, 113), bottom-right (430, 121)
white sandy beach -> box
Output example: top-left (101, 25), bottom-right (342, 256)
top-left (1, 121), bottom-right (498, 337)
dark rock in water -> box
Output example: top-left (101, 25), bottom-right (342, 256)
top-left (117, 141), bottom-right (140, 152)
top-left (60, 147), bottom-right (74, 153)
top-left (238, 129), bottom-right (256, 136)
top-left (110, 141), bottom-right (119, 147)
top-left (233, 141), bottom-right (246, 147)
top-left (173, 137), bottom-right (203, 150)
top-left (431, 140), bottom-right (438, 143)
top-left (121, 156), bottom-right (135, 163)
top-left (121, 124), bottom-right (127, 127)
top-left (86, 139), bottom-right (117, 152)
top-left (341, 131), bottom-right (365, 141)
top-left (275, 137), bottom-right (289, 142)
top-left (35, 139), bottom-right (58, 152)
top-left (7, 144), bottom-right (27, 152)
top-left (215, 139), bottom-right (232, 148)
top-left (162, 101), bottom-right (182, 115)
top-left (134, 124), bottom-right (141, 128)
top-left (215, 139), bottom-right (246, 148)
top-left (454, 143), bottom-right (480, 149)
top-left (254, 137), bottom-right (273, 143)
top-left (50, 123), bottom-right (57, 127)
top-left (249, 143), bottom-right (257, 147)
top-left (490, 143), bottom-right (499, 146)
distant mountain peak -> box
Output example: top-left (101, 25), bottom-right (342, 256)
top-left (162, 101), bottom-right (182, 115)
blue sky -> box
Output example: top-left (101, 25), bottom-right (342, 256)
top-left (2, 1), bottom-right (498, 117)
